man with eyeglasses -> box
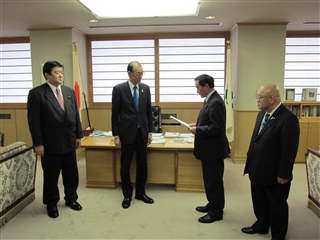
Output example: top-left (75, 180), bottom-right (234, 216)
top-left (242, 83), bottom-right (300, 240)
top-left (112, 61), bottom-right (154, 209)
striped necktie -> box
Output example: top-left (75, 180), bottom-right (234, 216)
top-left (261, 113), bottom-right (270, 129)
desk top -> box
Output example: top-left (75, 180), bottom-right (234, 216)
top-left (81, 136), bottom-right (194, 151)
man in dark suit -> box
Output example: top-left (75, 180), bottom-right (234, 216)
top-left (27, 61), bottom-right (83, 218)
top-left (189, 74), bottom-right (229, 223)
top-left (242, 83), bottom-right (300, 240)
top-left (112, 61), bottom-right (154, 209)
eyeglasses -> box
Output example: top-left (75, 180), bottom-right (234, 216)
top-left (131, 71), bottom-right (144, 77)
top-left (255, 95), bottom-right (270, 100)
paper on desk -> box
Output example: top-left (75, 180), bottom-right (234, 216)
top-left (170, 116), bottom-right (190, 128)
top-left (179, 133), bottom-right (194, 138)
top-left (151, 139), bottom-right (166, 144)
top-left (152, 133), bottom-right (163, 137)
top-left (165, 132), bottom-right (180, 138)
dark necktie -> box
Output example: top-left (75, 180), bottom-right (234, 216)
top-left (56, 87), bottom-right (65, 111)
top-left (261, 113), bottom-right (270, 129)
top-left (133, 86), bottom-right (139, 110)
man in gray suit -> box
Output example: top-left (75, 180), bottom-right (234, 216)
top-left (242, 83), bottom-right (300, 240)
top-left (27, 61), bottom-right (83, 218)
top-left (112, 61), bottom-right (154, 209)
top-left (189, 74), bottom-right (230, 223)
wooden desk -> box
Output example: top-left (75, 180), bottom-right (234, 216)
top-left (81, 137), bottom-right (204, 192)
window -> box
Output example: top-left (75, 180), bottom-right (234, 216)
top-left (159, 38), bottom-right (225, 102)
top-left (91, 39), bottom-right (155, 103)
top-left (0, 42), bottom-right (32, 103)
top-left (285, 37), bottom-right (320, 101)
top-left (89, 34), bottom-right (228, 105)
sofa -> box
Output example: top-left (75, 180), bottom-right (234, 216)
top-left (305, 148), bottom-right (320, 218)
top-left (0, 142), bottom-right (37, 227)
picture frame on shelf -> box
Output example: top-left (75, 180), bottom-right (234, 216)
top-left (285, 88), bottom-right (295, 101)
top-left (302, 88), bottom-right (317, 101)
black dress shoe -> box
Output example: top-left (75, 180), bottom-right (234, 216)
top-left (47, 205), bottom-right (59, 218)
top-left (135, 194), bottom-right (154, 204)
top-left (241, 227), bottom-right (268, 234)
top-left (196, 205), bottom-right (210, 213)
top-left (65, 201), bottom-right (82, 211)
top-left (122, 198), bottom-right (131, 209)
top-left (198, 214), bottom-right (222, 223)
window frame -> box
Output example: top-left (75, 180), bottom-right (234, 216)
top-left (0, 37), bottom-right (31, 109)
top-left (285, 31), bottom-right (320, 101)
top-left (87, 32), bottom-right (229, 109)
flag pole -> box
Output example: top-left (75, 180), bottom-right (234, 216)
top-left (72, 42), bottom-right (93, 134)
top-left (82, 92), bottom-right (92, 129)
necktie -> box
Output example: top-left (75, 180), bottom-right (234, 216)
top-left (261, 113), bottom-right (270, 129)
top-left (202, 100), bottom-right (206, 108)
top-left (133, 86), bottom-right (139, 110)
top-left (56, 87), bottom-right (65, 111)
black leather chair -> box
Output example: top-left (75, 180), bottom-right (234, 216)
top-left (151, 106), bottom-right (162, 133)
top-left (0, 132), bottom-right (3, 146)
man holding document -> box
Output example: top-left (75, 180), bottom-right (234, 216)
top-left (188, 74), bottom-right (230, 223)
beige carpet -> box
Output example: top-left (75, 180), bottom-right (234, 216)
top-left (0, 157), bottom-right (319, 240)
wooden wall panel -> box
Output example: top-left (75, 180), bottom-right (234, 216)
top-left (15, 109), bottom-right (32, 146)
top-left (0, 110), bottom-right (17, 145)
top-left (232, 110), bottom-right (257, 163)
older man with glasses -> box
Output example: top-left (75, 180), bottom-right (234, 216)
top-left (242, 83), bottom-right (300, 240)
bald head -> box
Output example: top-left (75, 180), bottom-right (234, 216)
top-left (256, 83), bottom-right (281, 112)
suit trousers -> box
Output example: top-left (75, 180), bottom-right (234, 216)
top-left (41, 151), bottom-right (79, 206)
top-left (120, 128), bottom-right (148, 198)
top-left (251, 181), bottom-right (291, 239)
top-left (201, 159), bottom-right (225, 217)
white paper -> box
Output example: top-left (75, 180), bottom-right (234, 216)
top-left (151, 139), bottom-right (166, 144)
top-left (169, 116), bottom-right (190, 128)
top-left (165, 132), bottom-right (180, 137)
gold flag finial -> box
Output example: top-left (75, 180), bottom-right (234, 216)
top-left (72, 42), bottom-right (78, 53)
top-left (226, 40), bottom-right (231, 49)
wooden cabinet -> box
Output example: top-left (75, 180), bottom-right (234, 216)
top-left (284, 101), bottom-right (320, 162)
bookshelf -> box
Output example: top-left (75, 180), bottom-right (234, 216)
top-left (284, 101), bottom-right (320, 119)
top-left (283, 101), bottom-right (320, 163)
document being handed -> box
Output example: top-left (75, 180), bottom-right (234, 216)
top-left (170, 116), bottom-right (190, 129)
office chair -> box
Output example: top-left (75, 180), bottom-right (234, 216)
top-left (0, 132), bottom-right (4, 146)
top-left (151, 106), bottom-right (162, 133)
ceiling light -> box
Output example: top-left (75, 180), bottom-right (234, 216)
top-left (88, 19), bottom-right (98, 23)
top-left (78, 0), bottom-right (201, 18)
top-left (205, 16), bottom-right (215, 20)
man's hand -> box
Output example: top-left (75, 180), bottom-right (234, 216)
top-left (34, 145), bottom-right (45, 157)
top-left (189, 123), bottom-right (197, 135)
top-left (147, 134), bottom-right (152, 146)
top-left (76, 139), bottom-right (82, 149)
top-left (277, 177), bottom-right (288, 184)
top-left (114, 137), bottom-right (121, 149)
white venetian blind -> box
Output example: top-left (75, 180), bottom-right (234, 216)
top-left (285, 37), bottom-right (320, 101)
top-left (159, 38), bottom-right (225, 102)
top-left (91, 39), bottom-right (155, 102)
top-left (0, 43), bottom-right (32, 103)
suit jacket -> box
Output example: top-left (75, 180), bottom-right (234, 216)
top-left (27, 83), bottom-right (83, 154)
top-left (112, 81), bottom-right (153, 144)
top-left (193, 91), bottom-right (229, 161)
top-left (244, 104), bottom-right (300, 185)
